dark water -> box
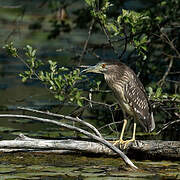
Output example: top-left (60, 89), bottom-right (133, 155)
top-left (0, 153), bottom-right (180, 179)
top-left (0, 1), bottom-right (179, 179)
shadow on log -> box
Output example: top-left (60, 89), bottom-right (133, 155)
top-left (127, 140), bottom-right (180, 161)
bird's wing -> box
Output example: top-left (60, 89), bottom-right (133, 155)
top-left (135, 77), bottom-right (149, 100)
top-left (124, 79), bottom-right (152, 131)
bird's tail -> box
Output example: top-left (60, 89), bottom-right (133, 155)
top-left (148, 112), bottom-right (155, 132)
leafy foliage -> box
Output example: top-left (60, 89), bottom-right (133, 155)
top-left (3, 43), bottom-right (85, 107)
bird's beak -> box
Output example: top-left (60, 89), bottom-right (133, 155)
top-left (81, 65), bottom-right (99, 74)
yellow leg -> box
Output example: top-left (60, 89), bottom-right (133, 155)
top-left (120, 119), bottom-right (128, 142)
top-left (113, 120), bottom-right (136, 149)
top-left (122, 122), bottom-right (136, 149)
top-left (113, 119), bottom-right (127, 146)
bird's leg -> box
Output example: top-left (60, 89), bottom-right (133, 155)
top-left (119, 119), bottom-right (127, 142)
top-left (113, 120), bottom-right (136, 149)
top-left (122, 122), bottom-right (136, 149)
top-left (113, 119), bottom-right (127, 146)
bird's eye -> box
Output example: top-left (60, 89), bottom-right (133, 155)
top-left (102, 64), bottom-right (106, 68)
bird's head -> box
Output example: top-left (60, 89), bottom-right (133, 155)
top-left (81, 62), bottom-right (117, 75)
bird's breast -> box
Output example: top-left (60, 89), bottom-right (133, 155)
top-left (104, 73), bottom-right (134, 115)
top-left (114, 85), bottom-right (134, 116)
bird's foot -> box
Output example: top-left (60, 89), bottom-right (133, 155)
top-left (113, 138), bottom-right (135, 149)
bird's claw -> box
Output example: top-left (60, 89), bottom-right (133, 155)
top-left (113, 139), bottom-right (135, 149)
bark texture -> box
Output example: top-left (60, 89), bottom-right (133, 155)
top-left (0, 134), bottom-right (179, 161)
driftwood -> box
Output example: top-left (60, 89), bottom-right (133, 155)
top-left (0, 134), bottom-right (179, 161)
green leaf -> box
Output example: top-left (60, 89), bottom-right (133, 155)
top-left (22, 76), bottom-right (27, 82)
top-left (148, 87), bottom-right (153, 97)
top-left (3, 42), bottom-right (18, 57)
top-left (141, 36), bottom-right (147, 44)
top-left (55, 79), bottom-right (61, 89)
top-left (38, 71), bottom-right (44, 81)
top-left (75, 91), bottom-right (81, 99)
top-left (31, 49), bottom-right (36, 57)
top-left (85, 0), bottom-right (95, 6)
top-left (26, 45), bottom-right (32, 52)
top-left (155, 87), bottom-right (162, 98)
top-left (59, 67), bottom-right (68, 72)
top-left (141, 45), bottom-right (147, 51)
top-left (58, 95), bottom-right (65, 101)
top-left (77, 99), bottom-right (83, 107)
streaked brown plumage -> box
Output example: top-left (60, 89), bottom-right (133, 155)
top-left (83, 61), bottom-right (155, 147)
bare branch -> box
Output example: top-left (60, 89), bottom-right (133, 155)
top-left (153, 29), bottom-right (180, 58)
top-left (79, 19), bottom-right (95, 65)
top-left (107, 106), bottom-right (119, 134)
top-left (99, 121), bottom-right (123, 131)
top-left (18, 106), bottom-right (102, 138)
top-left (86, 48), bottom-right (102, 61)
top-left (161, 31), bottom-right (180, 58)
top-left (156, 119), bottom-right (180, 135)
top-left (83, 97), bottom-right (116, 108)
top-left (158, 57), bottom-right (174, 86)
top-left (100, 22), bottom-right (119, 58)
top-left (118, 25), bottom-right (128, 59)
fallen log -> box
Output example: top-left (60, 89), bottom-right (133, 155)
top-left (0, 134), bottom-right (179, 161)
top-left (127, 140), bottom-right (180, 160)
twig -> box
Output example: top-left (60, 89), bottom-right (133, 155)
top-left (161, 31), bottom-right (180, 58)
top-left (5, 6), bottom-right (25, 43)
top-left (100, 22), bottom-right (119, 58)
top-left (158, 57), bottom-right (173, 86)
top-left (18, 107), bottom-right (102, 138)
top-left (118, 25), bottom-right (128, 59)
top-left (156, 119), bottom-right (180, 135)
top-left (153, 30), bottom-right (180, 58)
top-left (84, 94), bottom-right (119, 134)
top-left (79, 18), bottom-right (95, 65)
top-left (83, 97), bottom-right (116, 108)
top-left (108, 106), bottom-right (119, 134)
top-left (169, 71), bottom-right (180, 75)
top-left (166, 79), bottom-right (180, 84)
top-left (86, 89), bottom-right (112, 93)
top-left (86, 48), bottom-right (102, 61)
top-left (99, 121), bottom-right (123, 131)
top-left (159, 106), bottom-right (172, 118)
top-left (0, 114), bottom-right (138, 169)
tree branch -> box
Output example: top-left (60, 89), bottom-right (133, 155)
top-left (158, 57), bottom-right (174, 86)
top-left (100, 22), bottom-right (119, 58)
top-left (18, 106), bottom-right (102, 138)
top-left (156, 119), bottom-right (180, 135)
top-left (118, 25), bottom-right (128, 59)
top-left (79, 18), bottom-right (95, 65)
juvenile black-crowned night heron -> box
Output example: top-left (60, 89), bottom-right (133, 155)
top-left (83, 61), bottom-right (155, 148)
